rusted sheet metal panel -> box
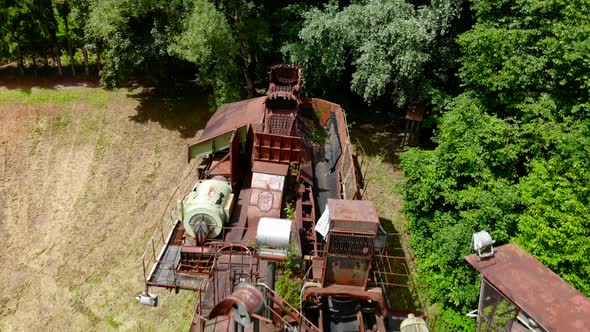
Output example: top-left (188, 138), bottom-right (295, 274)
top-left (252, 161), bottom-right (289, 176)
top-left (323, 200), bottom-right (378, 289)
top-left (189, 96), bottom-right (267, 146)
top-left (253, 132), bottom-right (301, 164)
top-left (465, 243), bottom-right (590, 332)
top-left (208, 283), bottom-right (264, 320)
top-left (267, 64), bottom-right (302, 102)
top-left (332, 108), bottom-right (361, 200)
top-left (302, 98), bottom-right (336, 127)
top-left (245, 172), bottom-right (285, 241)
top-left (327, 199), bottom-right (379, 233)
top-left (324, 256), bottom-right (370, 288)
top-left (328, 103), bottom-right (362, 200)
top-left (249, 188), bottom-right (283, 219)
top-left (324, 231), bottom-right (375, 288)
top-left (303, 98), bottom-right (361, 200)
top-left (303, 285), bottom-right (389, 315)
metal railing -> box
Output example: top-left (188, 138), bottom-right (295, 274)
top-left (140, 158), bottom-right (200, 292)
top-left (256, 283), bottom-right (321, 332)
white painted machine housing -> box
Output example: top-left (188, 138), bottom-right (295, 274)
top-left (182, 178), bottom-right (233, 239)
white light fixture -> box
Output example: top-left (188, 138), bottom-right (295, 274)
top-left (473, 230), bottom-right (495, 258)
top-left (136, 293), bottom-right (158, 306)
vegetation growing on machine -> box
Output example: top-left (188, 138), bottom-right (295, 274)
top-left (275, 241), bottom-right (303, 310)
top-left (139, 64), bottom-right (407, 331)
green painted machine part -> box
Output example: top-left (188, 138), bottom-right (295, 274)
top-left (182, 177), bottom-right (233, 239)
top-left (188, 127), bottom-right (248, 161)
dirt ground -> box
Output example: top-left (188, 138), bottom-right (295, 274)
top-left (0, 83), bottom-right (209, 331)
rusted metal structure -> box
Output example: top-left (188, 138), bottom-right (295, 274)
top-left (401, 102), bottom-right (425, 147)
top-left (139, 64), bottom-right (415, 332)
top-left (465, 242), bottom-right (590, 332)
top-left (138, 65), bottom-right (590, 332)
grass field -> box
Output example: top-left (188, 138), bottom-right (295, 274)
top-left (0, 84), bottom-right (210, 331)
top-left (0, 82), bottom-right (416, 331)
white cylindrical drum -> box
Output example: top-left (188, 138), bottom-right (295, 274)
top-left (256, 218), bottom-right (292, 249)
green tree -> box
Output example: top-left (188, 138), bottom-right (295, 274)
top-left (1, 0), bottom-right (58, 75)
top-left (172, 0), bottom-right (279, 103)
top-left (86, 0), bottom-right (188, 88)
top-left (54, 0), bottom-right (76, 75)
top-left (169, 0), bottom-right (241, 107)
top-left (401, 96), bottom-right (521, 314)
top-left (283, 0), bottom-right (464, 106)
top-left (401, 0), bottom-right (590, 327)
top-left (516, 115), bottom-right (590, 296)
top-left (458, 0), bottom-right (590, 116)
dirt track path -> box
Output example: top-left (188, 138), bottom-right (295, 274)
top-left (0, 86), bottom-right (207, 331)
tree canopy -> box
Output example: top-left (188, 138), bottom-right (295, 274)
top-left (401, 0), bottom-right (590, 327)
top-left (283, 0), bottom-right (464, 105)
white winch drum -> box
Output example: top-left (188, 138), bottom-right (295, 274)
top-left (256, 217), bottom-right (292, 249)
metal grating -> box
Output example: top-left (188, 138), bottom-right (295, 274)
top-left (269, 114), bottom-right (295, 136)
top-left (340, 145), bottom-right (357, 199)
top-left (328, 233), bottom-right (374, 257)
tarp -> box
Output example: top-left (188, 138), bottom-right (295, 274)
top-left (315, 205), bottom-right (330, 238)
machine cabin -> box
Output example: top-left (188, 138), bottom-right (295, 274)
top-left (465, 243), bottom-right (590, 332)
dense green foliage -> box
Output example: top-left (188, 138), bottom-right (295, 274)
top-left (401, 0), bottom-right (590, 327)
top-left (86, 0), bottom-right (188, 87)
top-left (0, 0), bottom-right (301, 106)
top-left (283, 0), bottom-right (464, 105)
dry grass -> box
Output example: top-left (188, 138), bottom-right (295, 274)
top-left (0, 85), bottom-right (208, 331)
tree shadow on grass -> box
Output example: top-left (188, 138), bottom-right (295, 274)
top-left (349, 111), bottom-right (407, 165)
top-left (349, 110), bottom-right (436, 166)
top-left (127, 88), bottom-right (212, 139)
top-left (0, 66), bottom-right (100, 94)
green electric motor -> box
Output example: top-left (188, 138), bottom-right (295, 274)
top-left (181, 176), bottom-right (233, 240)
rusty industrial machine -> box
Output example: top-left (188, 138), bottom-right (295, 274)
top-left (139, 64), bottom-right (417, 332)
top-left (138, 65), bottom-right (590, 332)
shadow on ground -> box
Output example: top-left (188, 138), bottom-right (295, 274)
top-left (0, 65), bottom-right (100, 93)
top-left (378, 216), bottom-right (423, 315)
top-left (127, 89), bottom-right (211, 139)
top-left (0, 76), bottom-right (99, 94)
top-left (350, 110), bottom-right (435, 166)
top-left (347, 108), bottom-right (409, 165)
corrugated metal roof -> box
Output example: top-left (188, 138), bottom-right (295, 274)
top-left (190, 96), bottom-right (267, 145)
top-left (465, 243), bottom-right (590, 332)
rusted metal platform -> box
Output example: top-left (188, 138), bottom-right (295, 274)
top-left (146, 224), bottom-right (210, 290)
top-left (147, 244), bottom-right (181, 286)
